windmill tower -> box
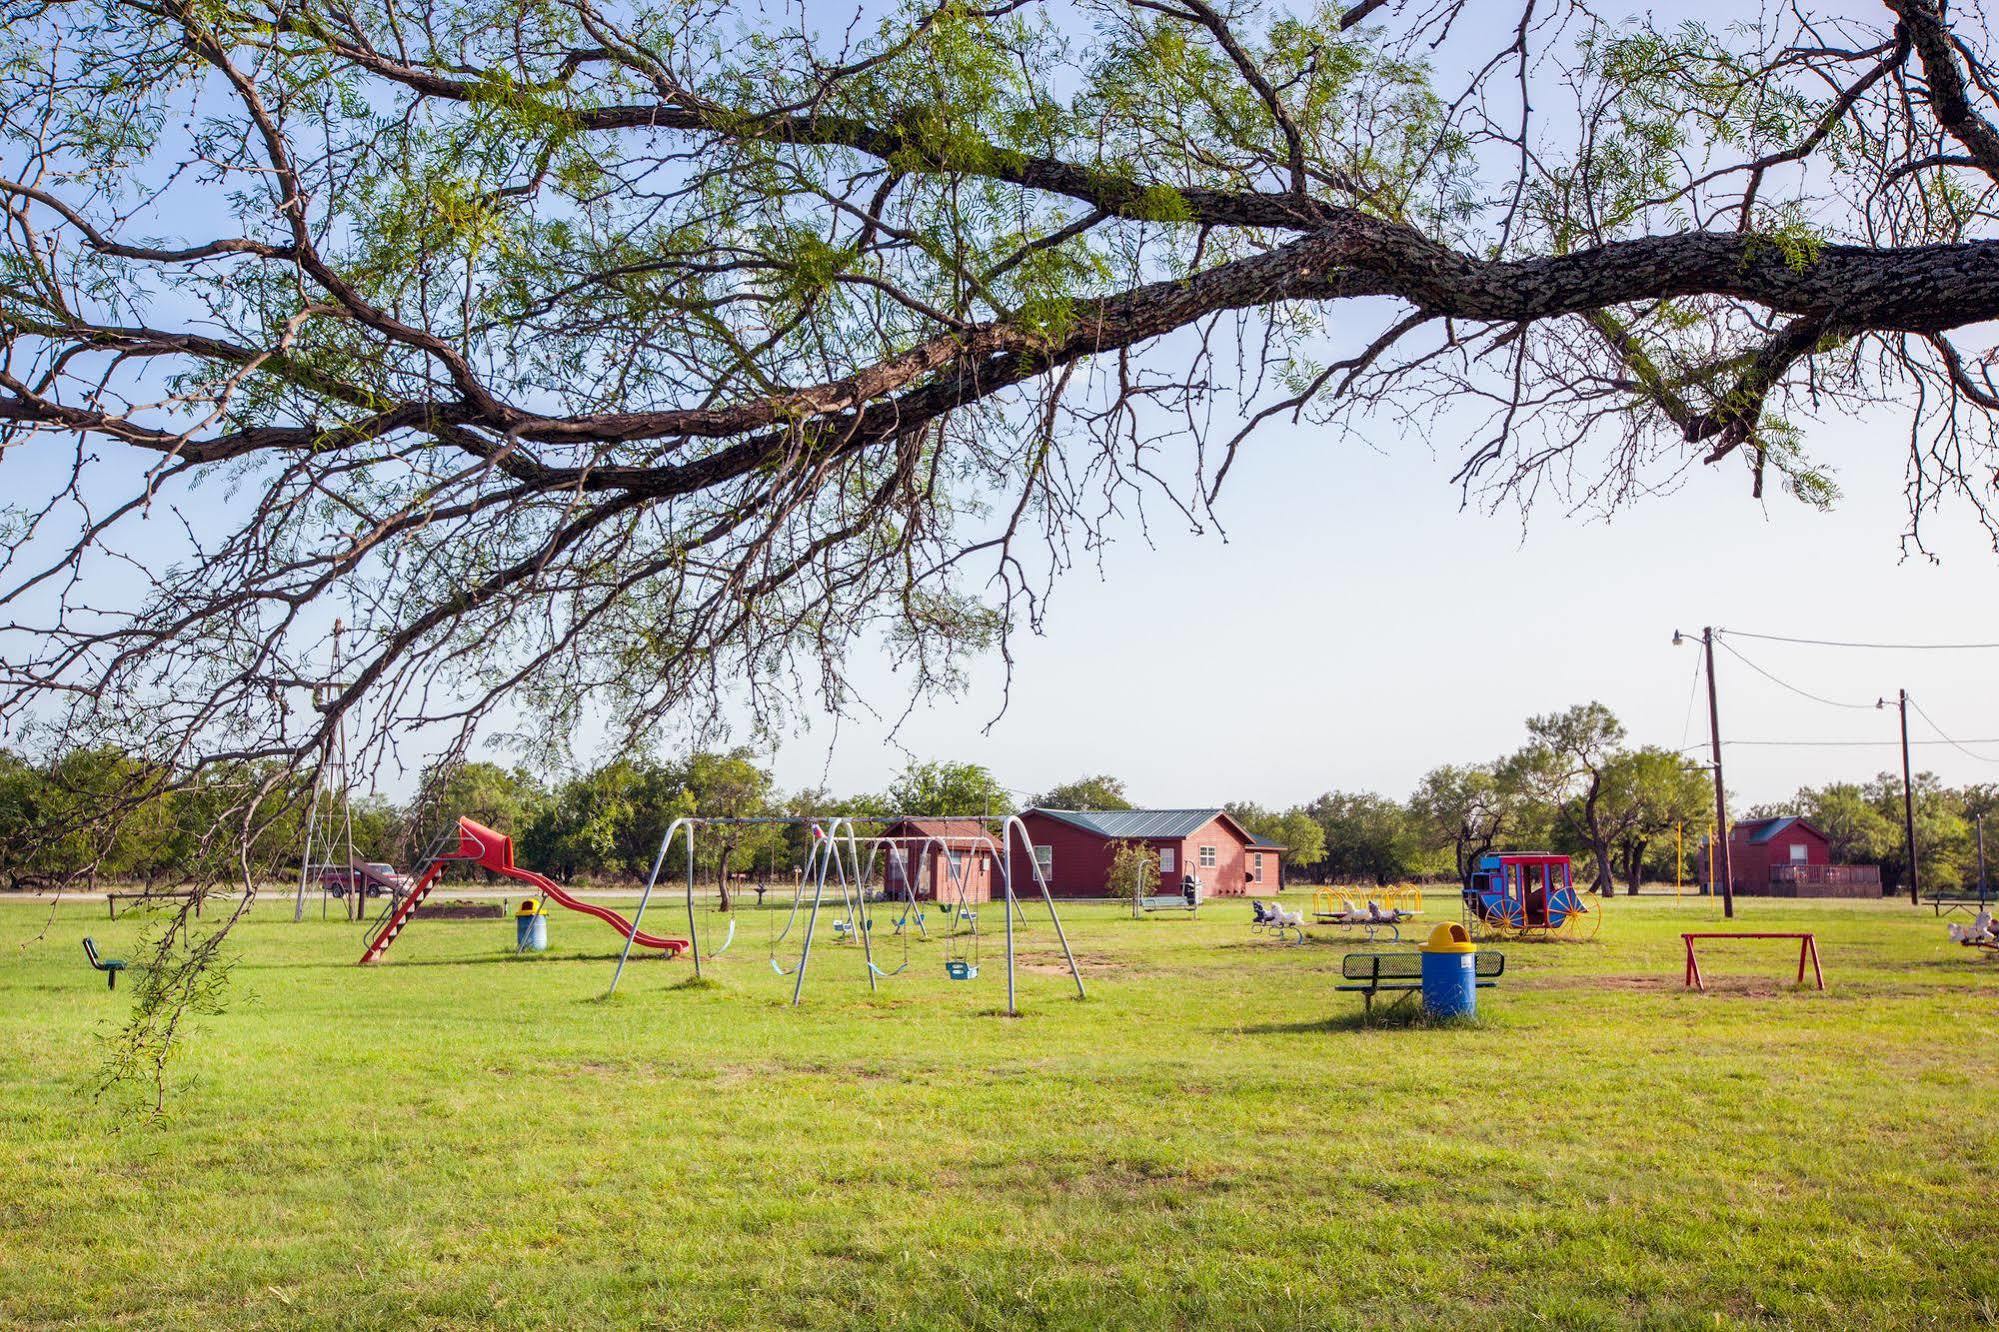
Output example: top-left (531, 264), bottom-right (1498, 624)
top-left (292, 620), bottom-right (359, 922)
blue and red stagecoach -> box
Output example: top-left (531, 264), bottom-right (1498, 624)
top-left (1463, 852), bottom-right (1601, 940)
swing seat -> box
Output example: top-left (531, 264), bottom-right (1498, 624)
top-left (945, 960), bottom-right (977, 981)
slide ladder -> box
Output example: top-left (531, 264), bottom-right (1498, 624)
top-left (359, 816), bottom-right (689, 965)
top-left (358, 858), bottom-right (449, 964)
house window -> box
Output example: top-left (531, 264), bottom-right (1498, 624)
top-left (1252, 852), bottom-right (1264, 883)
top-left (1198, 845), bottom-right (1217, 869)
top-left (949, 849), bottom-right (966, 875)
top-left (1159, 847), bottom-right (1176, 874)
top-left (1033, 844), bottom-right (1053, 876)
top-left (1789, 843), bottom-right (1808, 864)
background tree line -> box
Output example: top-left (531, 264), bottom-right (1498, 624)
top-left (3, 704), bottom-right (1991, 895)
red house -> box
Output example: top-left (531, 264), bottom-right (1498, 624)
top-left (1728, 816), bottom-right (1880, 898)
top-left (1014, 808), bottom-right (1284, 898)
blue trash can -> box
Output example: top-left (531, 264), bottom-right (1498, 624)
top-left (515, 899), bottom-right (548, 952)
top-left (1419, 922), bottom-right (1478, 1018)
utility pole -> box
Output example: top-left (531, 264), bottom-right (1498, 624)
top-left (1891, 688), bottom-right (1919, 907)
top-left (1701, 627), bottom-right (1735, 919)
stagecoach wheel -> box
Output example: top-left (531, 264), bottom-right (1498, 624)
top-left (1491, 898), bottom-right (1523, 932)
top-left (1465, 901), bottom-right (1516, 943)
top-left (1560, 893), bottom-right (1604, 942)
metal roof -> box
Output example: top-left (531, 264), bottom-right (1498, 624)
top-left (1735, 816), bottom-right (1824, 845)
top-left (878, 817), bottom-right (994, 839)
top-left (1028, 807), bottom-right (1226, 840)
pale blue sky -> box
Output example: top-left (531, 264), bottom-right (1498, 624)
top-left (776, 403), bottom-right (1999, 810)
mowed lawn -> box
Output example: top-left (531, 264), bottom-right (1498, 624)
top-left (2, 890), bottom-right (1995, 1330)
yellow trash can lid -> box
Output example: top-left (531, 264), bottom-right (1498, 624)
top-left (515, 898), bottom-right (542, 917)
top-left (1421, 922), bottom-right (1476, 954)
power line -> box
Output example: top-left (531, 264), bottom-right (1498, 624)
top-left (1677, 652), bottom-right (1704, 753)
top-left (1678, 738), bottom-right (1999, 751)
top-left (1714, 638), bottom-right (1877, 711)
top-left (1719, 629), bottom-right (1999, 651)
top-left (1906, 696), bottom-right (1999, 765)
top-left (1739, 738), bottom-right (1999, 747)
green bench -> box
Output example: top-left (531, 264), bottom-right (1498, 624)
top-left (1338, 950), bottom-right (1505, 1015)
top-left (1924, 893), bottom-right (1994, 917)
top-left (82, 937), bottom-right (128, 990)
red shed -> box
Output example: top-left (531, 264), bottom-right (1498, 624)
top-left (1014, 808), bottom-right (1284, 899)
top-left (872, 817), bottom-right (1000, 904)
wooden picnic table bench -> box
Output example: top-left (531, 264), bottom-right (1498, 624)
top-left (1681, 932), bottom-right (1824, 992)
top-left (106, 890), bottom-right (203, 920)
top-left (1337, 949), bottom-right (1505, 1015)
top-left (1923, 892), bottom-right (1994, 917)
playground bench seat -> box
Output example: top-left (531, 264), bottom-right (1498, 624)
top-left (1337, 950), bottom-right (1505, 1015)
top-left (82, 937), bottom-right (128, 990)
top-left (106, 889), bottom-right (202, 920)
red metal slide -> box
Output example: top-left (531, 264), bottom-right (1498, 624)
top-left (360, 816), bottom-right (688, 964)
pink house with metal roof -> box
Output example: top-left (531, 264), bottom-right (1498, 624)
top-left (1015, 808), bottom-right (1284, 898)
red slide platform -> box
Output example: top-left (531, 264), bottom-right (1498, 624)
top-left (360, 816), bottom-right (688, 964)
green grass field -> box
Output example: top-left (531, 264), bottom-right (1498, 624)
top-left (2, 890), bottom-right (1995, 1330)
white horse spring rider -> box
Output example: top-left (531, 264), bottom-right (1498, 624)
top-left (1948, 908), bottom-right (1998, 949)
top-left (1251, 899), bottom-right (1306, 943)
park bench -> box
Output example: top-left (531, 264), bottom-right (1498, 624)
top-left (1923, 892), bottom-right (1994, 917)
top-left (106, 889), bottom-right (203, 920)
top-left (82, 937), bottom-right (128, 990)
top-left (1338, 950), bottom-right (1505, 1015)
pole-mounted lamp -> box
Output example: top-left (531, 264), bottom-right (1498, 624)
top-left (1879, 690), bottom-right (1919, 906)
top-left (1674, 627), bottom-right (1734, 918)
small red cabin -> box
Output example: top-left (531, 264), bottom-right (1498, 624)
top-left (1014, 808), bottom-right (1284, 898)
top-left (872, 817), bottom-right (1001, 904)
top-left (1728, 817), bottom-right (1879, 897)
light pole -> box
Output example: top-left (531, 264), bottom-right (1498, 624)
top-left (1674, 628), bottom-right (1734, 919)
top-left (1878, 689), bottom-right (1919, 906)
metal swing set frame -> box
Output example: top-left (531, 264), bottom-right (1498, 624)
top-left (828, 830), bottom-right (1019, 969)
top-left (605, 814), bottom-right (1086, 1015)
